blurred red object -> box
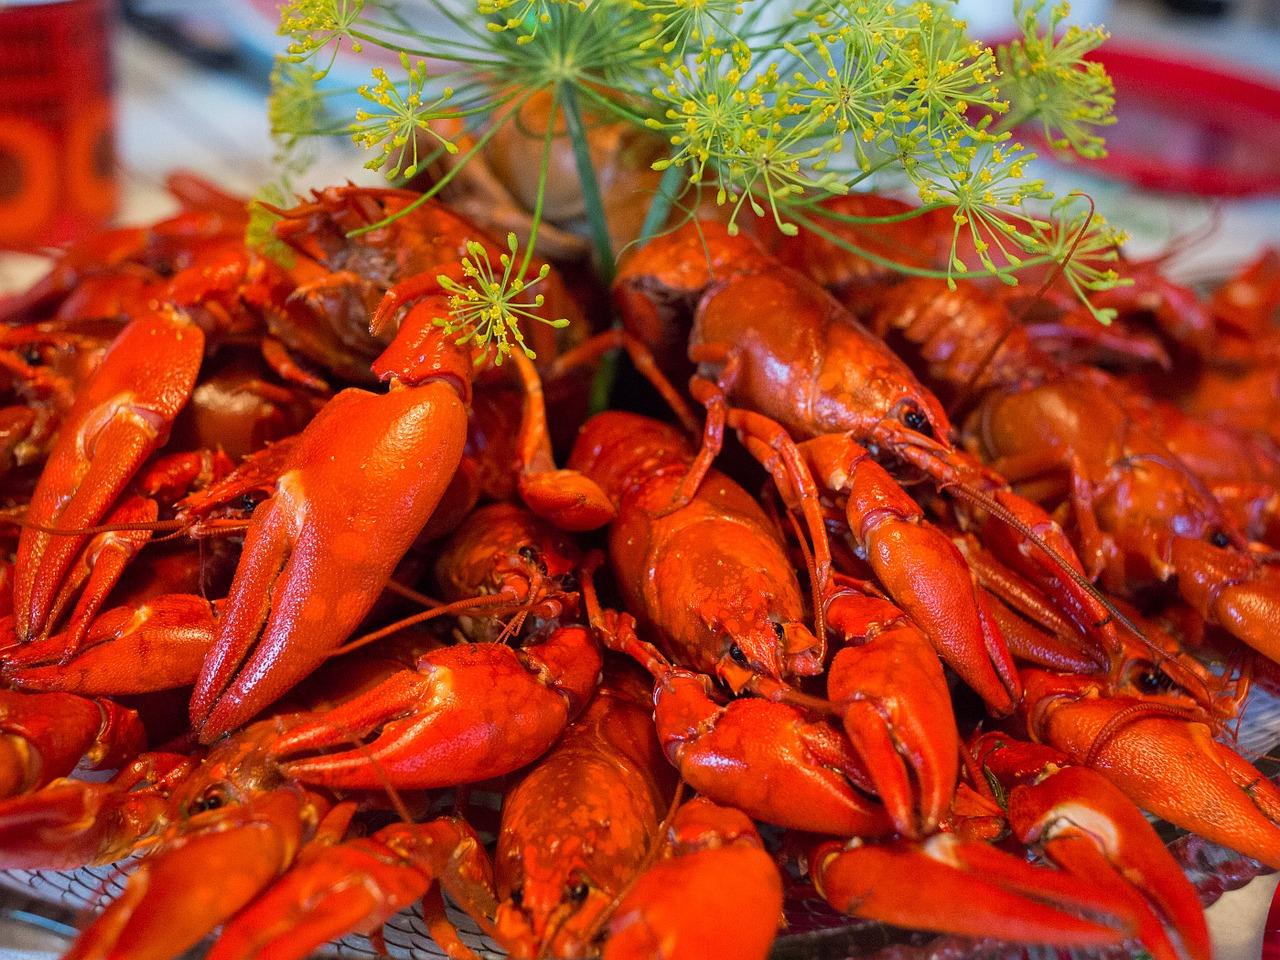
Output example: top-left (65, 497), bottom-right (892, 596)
top-left (0, 0), bottom-right (117, 250)
top-left (1019, 42), bottom-right (1280, 198)
top-left (1266, 878), bottom-right (1280, 960)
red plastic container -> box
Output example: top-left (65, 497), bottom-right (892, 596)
top-left (1034, 43), bottom-right (1280, 198)
top-left (0, 0), bottom-right (117, 250)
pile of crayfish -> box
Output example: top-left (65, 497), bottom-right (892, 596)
top-left (1, 174), bottom-right (1280, 960)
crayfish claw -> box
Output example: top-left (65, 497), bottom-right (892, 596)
top-left (974, 732), bottom-right (1211, 960)
top-left (1172, 535), bottom-right (1280, 663)
top-left (209, 821), bottom-right (471, 960)
top-left (3, 595), bottom-right (217, 695)
top-left (14, 309), bottom-right (204, 643)
top-left (827, 625), bottom-right (958, 838)
top-left (811, 834), bottom-right (1132, 948)
top-left (63, 787), bottom-right (320, 960)
top-left (1022, 669), bottom-right (1280, 871)
top-left (518, 469), bottom-right (615, 532)
top-left (191, 385), bottom-right (469, 742)
top-left (275, 627), bottom-right (600, 791)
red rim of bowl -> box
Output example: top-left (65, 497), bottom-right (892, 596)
top-left (1024, 42), bottom-right (1280, 197)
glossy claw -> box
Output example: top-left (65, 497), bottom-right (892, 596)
top-left (1023, 669), bottom-right (1280, 870)
top-left (45, 495), bottom-right (157, 653)
top-left (509, 350), bottom-right (615, 532)
top-left (605, 799), bottom-right (782, 960)
top-left (274, 627), bottom-right (600, 790)
top-left (1172, 535), bottom-right (1280, 662)
top-left (0, 691), bottom-right (145, 799)
top-left (655, 670), bottom-right (893, 837)
top-left (209, 821), bottom-right (466, 960)
top-left (63, 788), bottom-right (315, 960)
top-left (14, 310), bottom-right (204, 642)
top-left (826, 610), bottom-right (958, 838)
top-left (1009, 765), bottom-right (1211, 960)
top-left (3, 595), bottom-right (218, 694)
top-left (0, 753), bottom-right (189, 870)
top-left (518, 469), bottom-right (615, 531)
top-left (804, 435), bottom-right (1020, 715)
top-left (191, 385), bottom-right (468, 742)
top-left (812, 834), bottom-right (1131, 947)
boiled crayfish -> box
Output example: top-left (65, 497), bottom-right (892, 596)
top-left (0, 179), bottom-right (1277, 960)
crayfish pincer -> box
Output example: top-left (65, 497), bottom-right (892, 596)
top-left (188, 313), bottom-right (471, 741)
top-left (191, 243), bottom-right (603, 741)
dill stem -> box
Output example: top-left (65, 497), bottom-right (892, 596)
top-left (562, 82), bottom-right (622, 414)
top-left (561, 84), bottom-right (615, 285)
top-left (639, 160), bottom-right (685, 244)
top-left (518, 86), bottom-right (562, 279)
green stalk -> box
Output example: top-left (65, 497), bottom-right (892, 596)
top-left (639, 160), bottom-right (686, 244)
top-left (518, 87), bottom-right (562, 278)
top-left (561, 83), bottom-right (616, 284)
top-left (561, 82), bottom-right (621, 414)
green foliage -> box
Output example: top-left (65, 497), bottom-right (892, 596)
top-left (264, 0), bottom-right (1126, 348)
top-left (246, 58), bottom-right (323, 266)
top-left (279, 0), bottom-right (366, 78)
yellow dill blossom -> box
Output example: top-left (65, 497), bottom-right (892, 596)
top-left (350, 54), bottom-right (458, 179)
top-left (639, 0), bottom-right (748, 55)
top-left (783, 27), bottom-right (888, 172)
top-left (435, 234), bottom-right (569, 365)
top-left (479, 0), bottom-right (584, 43)
top-left (249, 59), bottom-right (321, 265)
top-left (888, 3), bottom-right (1006, 148)
top-left (267, 0), bottom-right (1125, 330)
top-left (1026, 195), bottom-right (1129, 321)
top-left (647, 40), bottom-right (756, 185)
top-left (279, 0), bottom-right (365, 79)
top-left (915, 141), bottom-right (1051, 282)
top-left (997, 0), bottom-right (1115, 159)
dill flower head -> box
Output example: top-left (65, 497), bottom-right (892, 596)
top-left (351, 54), bottom-right (458, 180)
top-left (998, 0), bottom-right (1116, 159)
top-left (263, 0), bottom-right (1127, 328)
top-left (435, 233), bottom-right (569, 365)
top-left (279, 0), bottom-right (365, 79)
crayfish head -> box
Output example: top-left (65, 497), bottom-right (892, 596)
top-left (435, 502), bottom-right (583, 636)
top-left (714, 617), bottom-right (823, 694)
top-left (495, 860), bottom-right (613, 959)
top-left (164, 718), bottom-right (293, 831)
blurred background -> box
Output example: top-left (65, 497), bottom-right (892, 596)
top-left (2, 0), bottom-right (1280, 297)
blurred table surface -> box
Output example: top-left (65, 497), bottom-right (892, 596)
top-left (2, 2), bottom-right (1280, 958)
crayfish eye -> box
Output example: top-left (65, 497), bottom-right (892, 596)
top-left (518, 545), bottom-right (539, 562)
top-left (20, 346), bottom-right (41, 366)
top-left (567, 880), bottom-right (590, 904)
top-left (900, 404), bottom-right (934, 438)
top-left (509, 885), bottom-right (524, 908)
top-left (772, 621), bottom-right (786, 643)
top-left (728, 643), bottom-right (750, 667)
top-left (189, 785), bottom-right (228, 814)
top-left (1208, 529), bottom-right (1231, 548)
top-left (238, 493), bottom-right (263, 514)
top-left (1136, 668), bottom-right (1174, 695)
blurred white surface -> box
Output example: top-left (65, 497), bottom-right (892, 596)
top-left (1211, 874), bottom-right (1279, 960)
